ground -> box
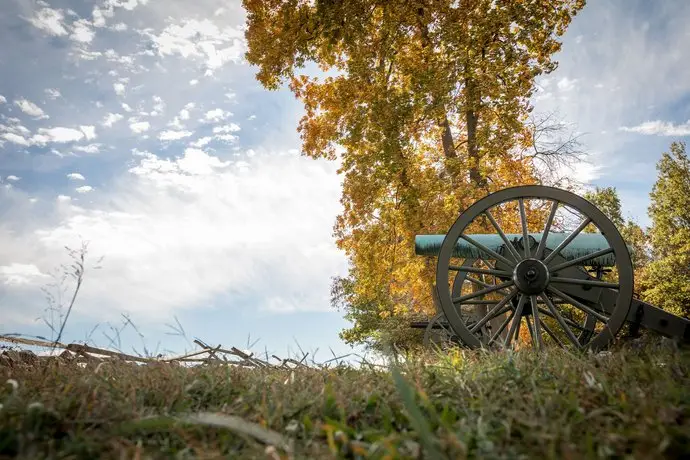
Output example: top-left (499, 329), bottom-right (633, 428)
top-left (0, 338), bottom-right (688, 459)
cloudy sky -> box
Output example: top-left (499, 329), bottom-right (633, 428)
top-left (1, 0), bottom-right (688, 359)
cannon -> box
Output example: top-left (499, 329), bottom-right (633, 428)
top-left (412, 185), bottom-right (690, 351)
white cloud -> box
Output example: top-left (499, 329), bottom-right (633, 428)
top-left (14, 99), bottom-right (48, 119)
top-left (190, 136), bottom-right (212, 147)
top-left (32, 127), bottom-right (85, 144)
top-left (2, 123), bottom-right (31, 136)
top-left (571, 160), bottom-right (603, 183)
top-left (102, 113), bottom-right (124, 127)
top-left (27, 7), bottom-right (68, 36)
top-left (80, 125), bottom-right (97, 140)
top-left (74, 49), bottom-right (103, 61)
top-left (189, 79), bottom-right (199, 86)
top-left (92, 7), bottom-right (111, 28)
top-left (168, 117), bottom-right (183, 129)
top-left (619, 120), bottom-right (690, 136)
top-left (214, 134), bottom-right (238, 143)
top-left (57, 195), bottom-right (71, 202)
top-left (67, 173), bottom-right (86, 181)
top-left (75, 185), bottom-right (94, 194)
top-left (44, 88), bottom-right (61, 99)
top-left (0, 95), bottom-right (6, 104)
top-left (73, 144), bottom-right (101, 154)
top-left (213, 123), bottom-right (240, 134)
top-left (129, 121), bottom-right (151, 133)
top-left (152, 95), bottom-right (165, 113)
top-left (111, 22), bottom-right (128, 31)
top-left (104, 49), bottom-right (135, 66)
top-left (6, 175), bottom-right (21, 182)
top-left (179, 109), bottom-right (190, 120)
top-left (556, 77), bottom-right (578, 92)
top-left (204, 109), bottom-right (232, 122)
top-left (92, 0), bottom-right (149, 28)
top-left (20, 150), bottom-right (344, 320)
top-left (116, 0), bottom-right (150, 11)
top-left (159, 130), bottom-right (193, 141)
top-left (70, 19), bottom-right (95, 43)
top-left (1, 133), bottom-right (30, 146)
top-left (122, 103), bottom-right (133, 113)
top-left (0, 263), bottom-right (48, 286)
top-left (113, 83), bottom-right (126, 96)
top-left (146, 19), bottom-right (245, 73)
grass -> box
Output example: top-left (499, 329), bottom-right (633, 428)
top-left (1, 338), bottom-right (689, 459)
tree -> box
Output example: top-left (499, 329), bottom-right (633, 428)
top-left (244, 0), bottom-right (586, 348)
top-left (584, 186), bottom-right (624, 229)
top-left (583, 186), bottom-right (649, 296)
top-left (640, 141), bottom-right (690, 318)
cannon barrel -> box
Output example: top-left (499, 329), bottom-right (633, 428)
top-left (415, 233), bottom-right (622, 267)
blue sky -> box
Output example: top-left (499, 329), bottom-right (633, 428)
top-left (1, 0), bottom-right (689, 361)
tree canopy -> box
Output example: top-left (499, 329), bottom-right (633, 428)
top-left (641, 141), bottom-right (690, 318)
top-left (582, 143), bottom-right (689, 319)
top-left (244, 0), bottom-right (587, 349)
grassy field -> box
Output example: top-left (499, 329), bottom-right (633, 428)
top-left (1, 339), bottom-right (688, 459)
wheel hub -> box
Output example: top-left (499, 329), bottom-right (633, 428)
top-left (513, 258), bottom-right (550, 295)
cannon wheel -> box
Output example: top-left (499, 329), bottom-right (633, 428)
top-left (430, 258), bottom-right (598, 349)
top-left (424, 258), bottom-right (495, 349)
top-left (423, 313), bottom-right (460, 349)
top-left (436, 185), bottom-right (633, 352)
top-left (425, 257), bottom-right (598, 349)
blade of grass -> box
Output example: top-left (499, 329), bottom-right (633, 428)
top-left (391, 366), bottom-right (444, 459)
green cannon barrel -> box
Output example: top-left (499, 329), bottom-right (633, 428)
top-left (415, 233), bottom-right (621, 267)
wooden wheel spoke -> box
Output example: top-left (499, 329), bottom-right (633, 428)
top-left (484, 210), bottom-right (522, 262)
top-left (466, 275), bottom-right (511, 295)
top-left (530, 295), bottom-right (543, 349)
top-left (488, 310), bottom-right (516, 346)
top-left (540, 294), bottom-right (581, 348)
top-left (452, 281), bottom-right (514, 304)
top-left (540, 320), bottom-right (565, 348)
top-left (537, 299), bottom-right (568, 305)
top-left (459, 300), bottom-right (505, 305)
top-left (469, 288), bottom-right (518, 333)
top-left (543, 217), bottom-right (592, 265)
top-left (535, 200), bottom-right (559, 260)
top-left (518, 198), bottom-right (531, 258)
top-left (550, 277), bottom-right (619, 289)
top-left (505, 295), bottom-right (526, 348)
top-left (536, 306), bottom-right (588, 332)
top-left (549, 247), bottom-right (614, 273)
top-left (514, 315), bottom-right (522, 344)
top-left (460, 234), bottom-right (515, 268)
top-left (547, 286), bottom-right (609, 323)
top-left (438, 320), bottom-right (453, 339)
top-left (449, 265), bottom-right (511, 277)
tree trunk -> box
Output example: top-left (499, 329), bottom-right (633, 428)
top-left (465, 76), bottom-right (485, 188)
top-left (441, 116), bottom-right (457, 159)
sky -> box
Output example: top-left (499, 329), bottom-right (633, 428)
top-left (1, 0), bottom-right (689, 361)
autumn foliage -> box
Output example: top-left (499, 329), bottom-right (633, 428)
top-left (243, 0), bottom-right (588, 348)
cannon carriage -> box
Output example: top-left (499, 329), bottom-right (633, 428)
top-left (412, 185), bottom-right (690, 351)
